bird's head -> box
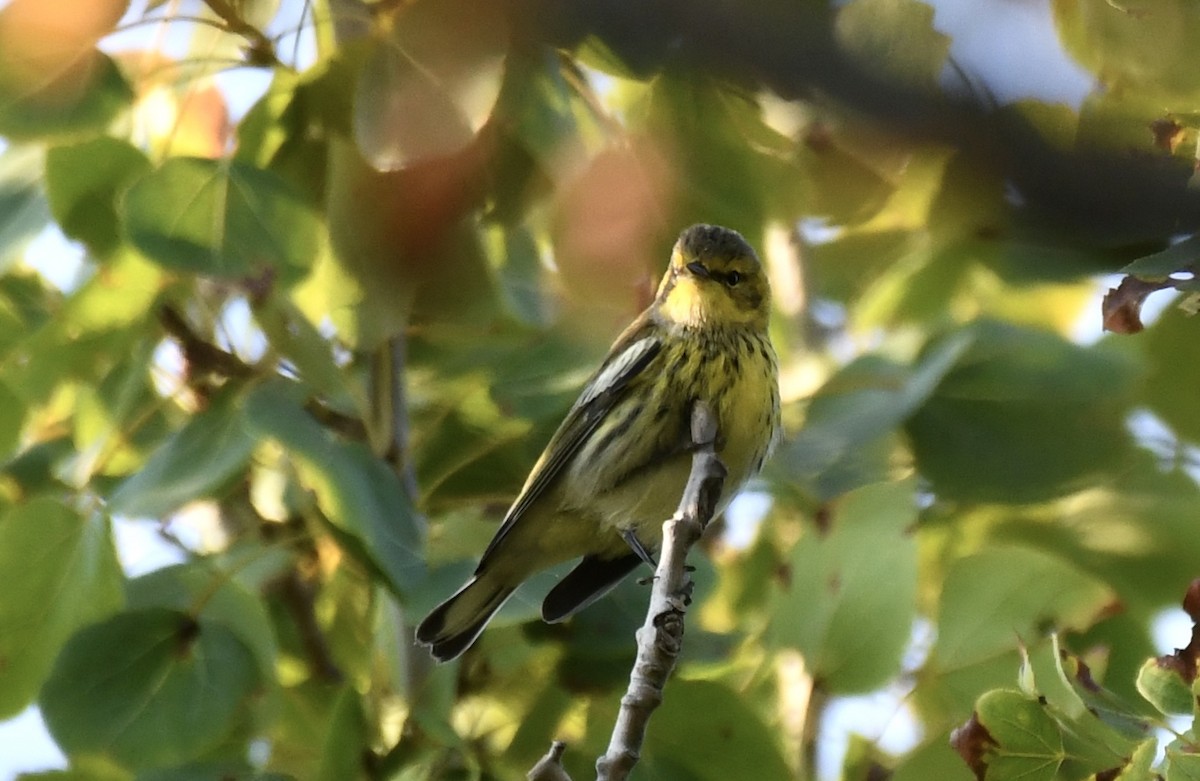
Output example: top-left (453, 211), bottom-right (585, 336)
top-left (655, 224), bottom-right (770, 329)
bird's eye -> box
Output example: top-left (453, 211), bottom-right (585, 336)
top-left (726, 271), bottom-right (742, 287)
top-left (686, 261), bottom-right (710, 278)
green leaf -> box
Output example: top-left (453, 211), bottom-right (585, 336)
top-left (494, 47), bottom-right (597, 170)
top-left (1019, 635), bottom-right (1088, 720)
top-left (892, 734), bottom-right (976, 781)
top-left (315, 687), bottom-right (368, 781)
top-left (122, 157), bottom-right (318, 282)
top-left (108, 387), bottom-right (257, 518)
top-left (642, 679), bottom-right (791, 780)
top-left (777, 332), bottom-right (970, 498)
top-left (40, 607), bottom-right (261, 770)
top-left (1020, 639), bottom-right (1142, 776)
top-left (1165, 736), bottom-right (1200, 781)
top-left (1135, 656), bottom-right (1194, 715)
top-left (770, 480), bottom-right (918, 693)
top-left (932, 546), bottom-right (1116, 670)
top-left (253, 295), bottom-right (353, 406)
top-left (1134, 304), bottom-right (1200, 443)
top-left (45, 137), bottom-right (151, 258)
top-left (907, 320), bottom-right (1138, 502)
top-left (244, 380), bottom-right (425, 596)
top-left (0, 498), bottom-right (123, 718)
top-left (126, 563), bottom-right (279, 687)
top-left (835, 0), bottom-right (951, 88)
top-left (1053, 0), bottom-right (1200, 101)
top-left (0, 376), bottom-right (26, 462)
top-left (972, 689), bottom-right (1064, 781)
top-left (353, 0), bottom-right (507, 169)
top-left (1116, 739), bottom-right (1161, 781)
top-left (1119, 234), bottom-right (1200, 279)
top-left (0, 50), bottom-right (132, 140)
top-left (481, 222), bottom-right (552, 327)
top-left (0, 144), bottom-right (50, 261)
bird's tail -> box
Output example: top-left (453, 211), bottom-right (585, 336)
top-left (415, 575), bottom-right (515, 662)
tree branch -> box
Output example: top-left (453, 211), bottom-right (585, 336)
top-left (158, 304), bottom-right (255, 381)
top-left (595, 400), bottom-right (728, 780)
top-left (528, 741), bottom-right (572, 781)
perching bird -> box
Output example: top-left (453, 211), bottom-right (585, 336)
top-left (416, 224), bottom-right (781, 661)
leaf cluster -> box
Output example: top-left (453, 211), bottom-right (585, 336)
top-left (3, 1), bottom-right (1200, 780)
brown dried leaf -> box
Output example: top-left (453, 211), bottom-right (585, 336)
top-left (1101, 276), bottom-right (1174, 334)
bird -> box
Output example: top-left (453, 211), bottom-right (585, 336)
top-left (416, 223), bottom-right (781, 661)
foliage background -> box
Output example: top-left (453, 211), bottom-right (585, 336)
top-left (3, 0), bottom-right (1200, 779)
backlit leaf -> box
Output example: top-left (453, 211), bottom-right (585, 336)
top-left (122, 157), bottom-right (318, 283)
top-left (0, 498), bottom-right (123, 718)
top-left (40, 608), bottom-right (261, 770)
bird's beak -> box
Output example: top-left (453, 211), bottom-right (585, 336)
top-left (685, 261), bottom-right (710, 279)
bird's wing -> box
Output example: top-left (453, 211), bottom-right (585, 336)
top-left (476, 317), bottom-right (662, 568)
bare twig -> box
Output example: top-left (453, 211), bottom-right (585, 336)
top-left (594, 401), bottom-right (728, 780)
top-left (528, 741), bottom-right (573, 781)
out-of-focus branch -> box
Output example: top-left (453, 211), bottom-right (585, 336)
top-left (202, 0), bottom-right (280, 66)
top-left (158, 305), bottom-right (255, 381)
top-left (276, 566), bottom-right (344, 684)
top-left (527, 741), bottom-right (572, 781)
top-left (595, 400), bottom-right (728, 780)
top-left (514, 0), bottom-right (1200, 249)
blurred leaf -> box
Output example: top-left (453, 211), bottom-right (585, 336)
top-left (482, 222), bottom-right (553, 327)
top-left (108, 387), bottom-right (256, 518)
top-left (0, 45), bottom-right (131, 140)
top-left (40, 607), bottom-right (261, 770)
top-left (771, 480), bottom-right (918, 693)
top-left (642, 679), bottom-right (791, 780)
top-left (892, 734), bottom-right (975, 781)
top-left (254, 295), bottom-right (352, 405)
top-left (835, 0), bottom-right (950, 88)
top-left (778, 332), bottom-right (970, 498)
top-left (0, 143), bottom-right (50, 261)
top-left (45, 137), bottom-right (150, 258)
top-left (1119, 234), bottom-right (1200, 279)
top-left (315, 687), bottom-right (368, 781)
top-left (244, 380), bottom-right (425, 596)
top-left (495, 46), bottom-right (599, 170)
top-left (932, 546), bottom-right (1116, 671)
top-left (643, 73), bottom-right (775, 231)
top-left (354, 0), bottom-right (507, 170)
top-left (1132, 304), bottom-right (1200, 443)
top-left (906, 320), bottom-right (1138, 502)
top-left (126, 563), bottom-right (279, 688)
top-left (0, 498), bottom-right (123, 718)
top-left (1053, 0), bottom-right (1200, 100)
top-left (0, 377), bottom-right (24, 462)
top-left (122, 157), bottom-right (318, 283)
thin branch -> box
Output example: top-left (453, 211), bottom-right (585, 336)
top-left (275, 566), bottom-right (344, 684)
top-left (304, 398), bottom-right (368, 440)
top-left (594, 400), bottom-right (728, 780)
top-left (159, 304), bottom-right (256, 380)
top-left (202, 0), bottom-right (281, 66)
top-left (528, 741), bottom-right (572, 781)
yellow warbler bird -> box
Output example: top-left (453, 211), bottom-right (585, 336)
top-left (416, 224), bottom-right (781, 661)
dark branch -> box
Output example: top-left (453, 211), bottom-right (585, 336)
top-left (158, 305), bottom-right (255, 380)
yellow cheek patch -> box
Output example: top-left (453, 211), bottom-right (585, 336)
top-left (658, 276), bottom-right (704, 324)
